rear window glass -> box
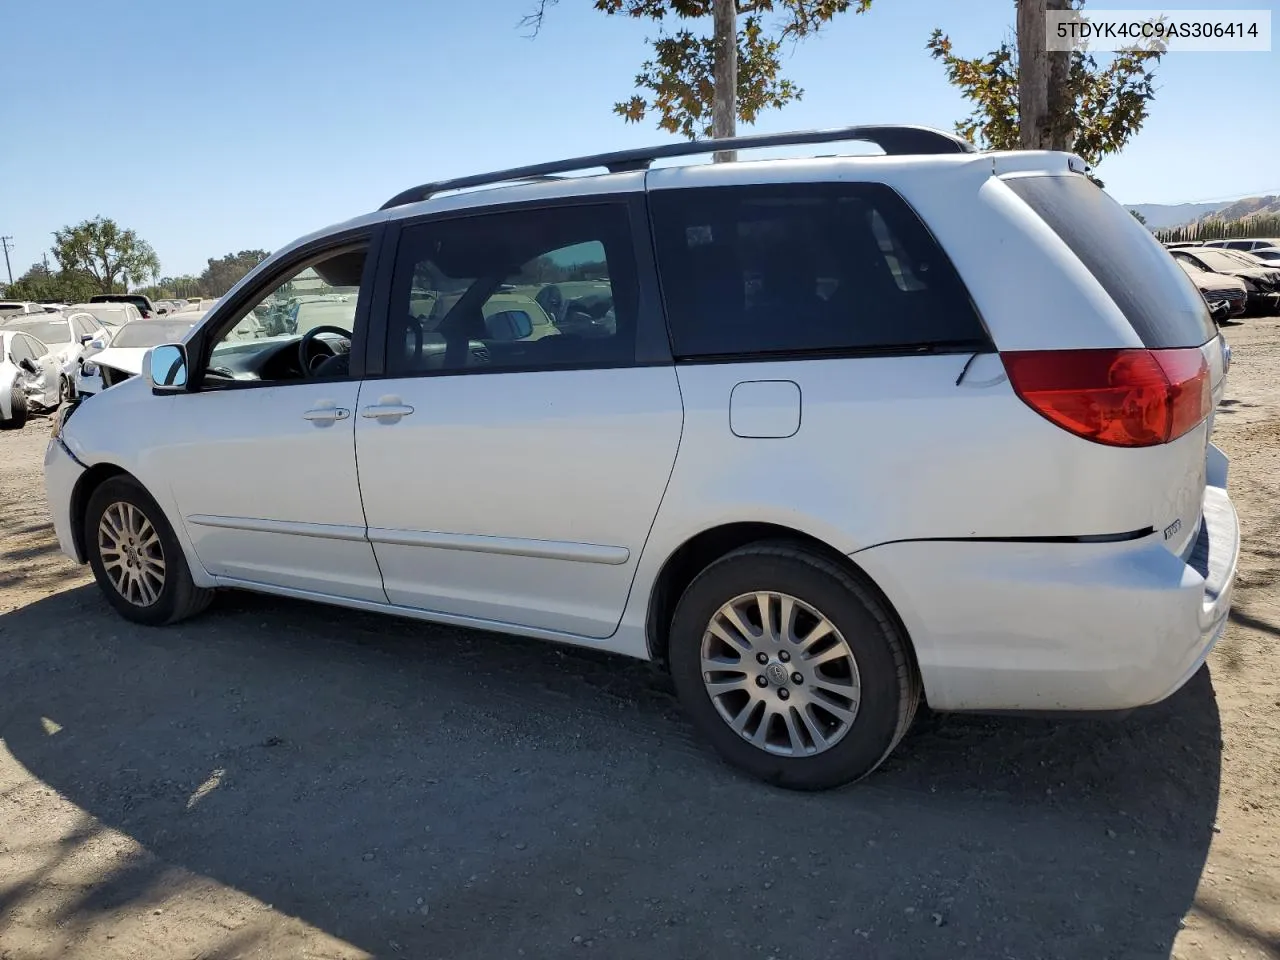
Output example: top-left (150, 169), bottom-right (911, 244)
top-left (6, 319), bottom-right (70, 344)
top-left (650, 183), bottom-right (989, 359)
top-left (1005, 176), bottom-right (1215, 349)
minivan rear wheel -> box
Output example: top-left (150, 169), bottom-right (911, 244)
top-left (85, 476), bottom-right (214, 626)
top-left (668, 543), bottom-right (919, 790)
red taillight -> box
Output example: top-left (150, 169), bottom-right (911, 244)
top-left (1002, 347), bottom-right (1211, 447)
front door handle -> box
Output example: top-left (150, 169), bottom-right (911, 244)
top-left (361, 396), bottom-right (415, 423)
top-left (302, 406), bottom-right (350, 424)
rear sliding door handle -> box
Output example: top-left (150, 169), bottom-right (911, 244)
top-left (361, 400), bottom-right (415, 422)
top-left (302, 406), bottom-right (350, 423)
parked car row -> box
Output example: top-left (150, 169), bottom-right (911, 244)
top-left (0, 286), bottom-right (229, 425)
top-left (1164, 238), bottom-right (1280, 317)
top-left (0, 299), bottom-right (62, 318)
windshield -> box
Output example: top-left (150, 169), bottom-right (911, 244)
top-left (5, 319), bottom-right (71, 343)
top-left (78, 305), bottom-right (130, 327)
top-left (292, 297), bottom-right (358, 334)
top-left (1196, 250), bottom-right (1253, 271)
top-left (1217, 249), bottom-right (1271, 267)
top-left (111, 319), bottom-right (196, 348)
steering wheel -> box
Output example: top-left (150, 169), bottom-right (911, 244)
top-left (298, 325), bottom-right (353, 377)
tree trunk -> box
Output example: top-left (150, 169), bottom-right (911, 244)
top-left (1018, 0), bottom-right (1073, 152)
top-left (712, 0), bottom-right (737, 162)
top-left (1016, 0), bottom-right (1049, 149)
top-left (1045, 0), bottom-right (1073, 152)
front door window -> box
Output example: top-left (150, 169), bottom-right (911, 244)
top-left (203, 247), bottom-right (366, 385)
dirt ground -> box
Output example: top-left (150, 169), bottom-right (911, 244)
top-left (1, 324), bottom-right (1278, 960)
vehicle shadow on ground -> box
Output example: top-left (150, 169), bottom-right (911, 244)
top-left (1, 586), bottom-right (1221, 960)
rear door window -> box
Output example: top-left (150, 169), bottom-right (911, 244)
top-left (1005, 176), bottom-right (1215, 348)
top-left (649, 183), bottom-right (988, 360)
top-left (9, 336), bottom-right (34, 364)
top-left (388, 203), bottom-right (637, 374)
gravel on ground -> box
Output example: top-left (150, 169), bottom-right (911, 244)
top-left (1, 322), bottom-right (1278, 960)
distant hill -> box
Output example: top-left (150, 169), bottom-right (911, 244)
top-left (1123, 201), bottom-right (1230, 229)
top-left (1202, 195), bottom-right (1280, 223)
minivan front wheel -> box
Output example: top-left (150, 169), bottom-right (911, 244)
top-left (85, 476), bottom-right (214, 626)
top-left (669, 543), bottom-right (919, 790)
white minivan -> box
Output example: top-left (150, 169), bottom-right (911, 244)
top-left (44, 126), bottom-right (1239, 789)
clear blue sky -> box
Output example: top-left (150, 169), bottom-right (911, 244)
top-left (3, 0), bottom-right (1276, 278)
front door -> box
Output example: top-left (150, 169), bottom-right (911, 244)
top-left (157, 240), bottom-right (386, 602)
top-left (355, 200), bottom-right (683, 638)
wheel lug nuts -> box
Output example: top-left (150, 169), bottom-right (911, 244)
top-left (778, 650), bottom-right (790, 663)
top-left (778, 688), bottom-right (790, 700)
top-left (756, 676), bottom-right (768, 688)
top-left (756, 652), bottom-right (769, 665)
top-left (792, 672), bottom-right (803, 684)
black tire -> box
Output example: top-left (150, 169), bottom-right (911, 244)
top-left (668, 542), bottom-right (920, 791)
top-left (1, 382), bottom-right (28, 430)
top-left (84, 475), bottom-right (214, 626)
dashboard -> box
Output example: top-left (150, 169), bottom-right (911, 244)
top-left (206, 332), bottom-right (350, 382)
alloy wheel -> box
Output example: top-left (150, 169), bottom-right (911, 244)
top-left (97, 501), bottom-right (166, 607)
top-left (700, 591), bottom-right (861, 757)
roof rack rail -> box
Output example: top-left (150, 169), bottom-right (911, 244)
top-left (379, 124), bottom-right (975, 210)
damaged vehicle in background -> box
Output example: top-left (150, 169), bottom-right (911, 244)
top-left (1175, 259), bottom-right (1247, 320)
top-left (0, 313), bottom-right (110, 403)
top-left (1169, 247), bottom-right (1280, 316)
top-left (1, 328), bottom-right (63, 428)
top-left (76, 318), bottom-right (201, 397)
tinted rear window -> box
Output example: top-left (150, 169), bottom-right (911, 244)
top-left (650, 183), bottom-right (989, 359)
top-left (1005, 176), bottom-right (1215, 349)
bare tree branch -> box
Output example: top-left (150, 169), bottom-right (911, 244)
top-left (519, 0), bottom-right (558, 37)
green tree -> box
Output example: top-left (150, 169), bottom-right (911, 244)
top-left (524, 1), bottom-right (874, 145)
top-left (4, 261), bottom-right (98, 303)
top-left (140, 275), bottom-right (206, 300)
top-left (199, 250), bottom-right (271, 297)
top-left (51, 217), bottom-right (161, 294)
top-left (927, 1), bottom-right (1163, 168)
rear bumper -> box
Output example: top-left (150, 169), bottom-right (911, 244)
top-left (44, 436), bottom-right (87, 563)
top-left (853, 451), bottom-right (1240, 712)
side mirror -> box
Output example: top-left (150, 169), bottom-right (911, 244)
top-left (144, 343), bottom-right (189, 392)
top-left (486, 310), bottom-right (534, 341)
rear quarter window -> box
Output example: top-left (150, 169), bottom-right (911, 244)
top-left (649, 183), bottom-right (989, 359)
top-left (1005, 176), bottom-right (1216, 349)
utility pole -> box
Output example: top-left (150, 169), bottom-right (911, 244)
top-left (712, 0), bottom-right (737, 162)
top-left (1, 236), bottom-right (13, 287)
